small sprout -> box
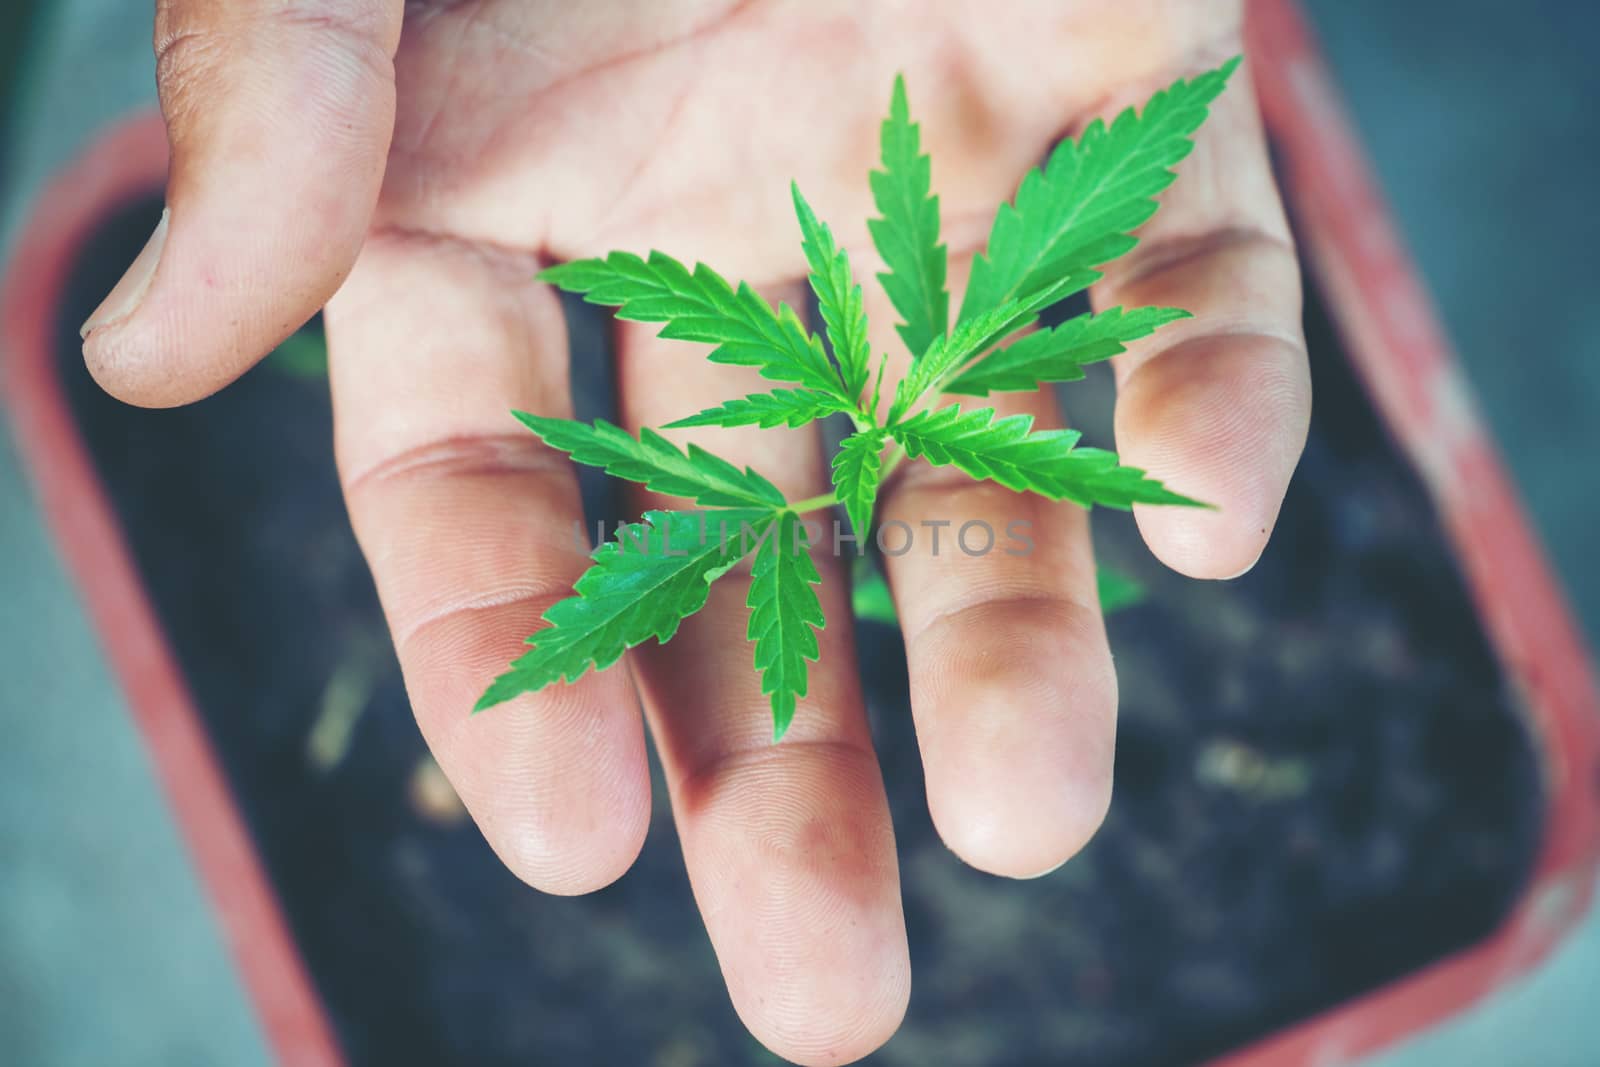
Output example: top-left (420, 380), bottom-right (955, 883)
top-left (477, 62), bottom-right (1241, 739)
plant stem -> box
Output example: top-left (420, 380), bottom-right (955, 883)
top-left (879, 444), bottom-right (907, 484)
top-left (788, 490), bottom-right (839, 515)
top-left (787, 444), bottom-right (909, 516)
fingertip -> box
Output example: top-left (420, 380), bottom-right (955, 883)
top-left (398, 603), bottom-right (654, 898)
top-left (682, 744), bottom-right (908, 1066)
top-left (494, 813), bottom-right (649, 897)
top-left (81, 330), bottom-right (192, 410)
top-left (1117, 333), bottom-right (1310, 581)
top-left (490, 748), bottom-right (653, 897)
top-left (744, 947), bottom-right (910, 1067)
top-left (1132, 499), bottom-right (1271, 581)
top-left (912, 599), bottom-right (1117, 880)
top-left (927, 691), bottom-right (1115, 880)
top-left (78, 208), bottom-right (186, 408)
top-left (81, 172), bottom-right (376, 408)
top-left (467, 683), bottom-right (654, 897)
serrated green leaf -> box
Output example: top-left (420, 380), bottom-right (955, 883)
top-left (477, 510), bottom-right (775, 710)
top-left (831, 429), bottom-right (886, 538)
top-left (513, 412), bottom-right (784, 508)
top-left (869, 75), bottom-right (948, 357)
top-left (960, 59), bottom-right (1240, 323)
top-left (664, 388), bottom-right (849, 430)
top-left (541, 251), bottom-right (846, 396)
top-left (483, 62), bottom-right (1230, 737)
top-left (947, 306), bottom-right (1191, 396)
top-left (793, 183), bottom-right (872, 402)
top-left (747, 511), bottom-right (825, 740)
top-left (889, 403), bottom-right (1204, 509)
top-left (888, 268), bottom-right (1098, 421)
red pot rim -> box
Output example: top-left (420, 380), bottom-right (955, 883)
top-left (3, 2), bottom-right (1596, 1064)
top-left (0, 114), bottom-right (344, 1066)
top-left (1220, 1), bottom-right (1600, 1062)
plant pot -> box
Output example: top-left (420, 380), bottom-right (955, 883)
top-left (4, 2), bottom-right (1596, 1064)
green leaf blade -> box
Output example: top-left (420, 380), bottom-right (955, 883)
top-left (747, 511), bottom-right (826, 740)
top-left (888, 403), bottom-right (1204, 509)
top-left (960, 59), bottom-right (1240, 324)
top-left (831, 429), bottom-right (887, 538)
top-left (793, 184), bottom-right (873, 402)
top-left (498, 63), bottom-right (1234, 737)
top-left (513, 412), bottom-right (785, 508)
top-left (664, 388), bottom-right (850, 430)
top-left (477, 510), bottom-right (775, 711)
top-left (947, 306), bottom-right (1191, 396)
top-left (887, 268), bottom-right (1099, 421)
top-left (540, 250), bottom-right (845, 396)
top-left (869, 75), bottom-right (949, 358)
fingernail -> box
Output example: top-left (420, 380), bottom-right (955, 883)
top-left (81, 207), bottom-right (168, 338)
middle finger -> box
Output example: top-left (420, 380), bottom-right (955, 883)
top-left (613, 287), bottom-right (910, 1067)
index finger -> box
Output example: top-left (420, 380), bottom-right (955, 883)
top-left (325, 230), bottom-right (653, 894)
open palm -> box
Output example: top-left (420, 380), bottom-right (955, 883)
top-left (83, 1), bottom-right (1308, 1062)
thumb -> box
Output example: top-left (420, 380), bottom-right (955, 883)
top-left (81, 0), bottom-right (403, 408)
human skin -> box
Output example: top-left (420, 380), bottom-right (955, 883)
top-left (80, 1), bottom-right (1309, 1063)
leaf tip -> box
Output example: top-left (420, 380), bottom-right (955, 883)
top-left (791, 180), bottom-right (818, 227)
top-left (771, 699), bottom-right (796, 743)
top-left (1162, 490), bottom-right (1216, 510)
top-left (472, 683), bottom-right (511, 715)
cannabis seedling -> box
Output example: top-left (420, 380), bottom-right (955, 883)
top-left (476, 60), bottom-right (1240, 739)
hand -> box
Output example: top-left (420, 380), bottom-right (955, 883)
top-left (82, 1), bottom-right (1308, 1062)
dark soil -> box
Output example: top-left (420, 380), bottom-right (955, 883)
top-left (56, 196), bottom-right (1542, 1066)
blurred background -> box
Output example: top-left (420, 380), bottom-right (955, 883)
top-left (1, 1), bottom-right (1596, 1065)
